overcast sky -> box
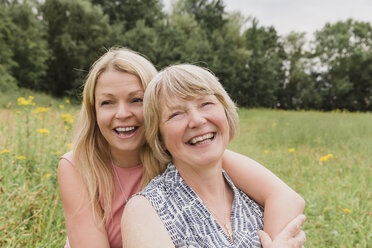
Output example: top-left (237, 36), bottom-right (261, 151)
top-left (164, 0), bottom-right (372, 37)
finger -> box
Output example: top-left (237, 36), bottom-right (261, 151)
top-left (292, 230), bottom-right (306, 247)
top-left (282, 214), bottom-right (306, 239)
top-left (258, 230), bottom-right (273, 248)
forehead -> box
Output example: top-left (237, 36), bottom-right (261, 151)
top-left (159, 93), bottom-right (217, 111)
top-left (95, 70), bottom-right (143, 95)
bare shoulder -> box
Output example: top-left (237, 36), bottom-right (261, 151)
top-left (124, 195), bottom-right (152, 214)
top-left (122, 195), bottom-right (174, 248)
top-left (57, 156), bottom-right (90, 218)
top-left (58, 158), bottom-right (85, 196)
top-left (58, 157), bottom-right (77, 179)
top-left (122, 195), bottom-right (158, 228)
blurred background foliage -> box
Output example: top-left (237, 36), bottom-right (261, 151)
top-left (1, 0), bottom-right (372, 111)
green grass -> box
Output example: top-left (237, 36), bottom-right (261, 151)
top-left (0, 92), bottom-right (371, 247)
top-left (0, 93), bottom-right (76, 247)
top-left (230, 108), bottom-right (372, 247)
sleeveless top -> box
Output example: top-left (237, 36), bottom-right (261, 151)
top-left (60, 151), bottom-right (143, 248)
top-left (137, 163), bottom-right (264, 248)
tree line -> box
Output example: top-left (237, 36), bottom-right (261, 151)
top-left (1, 0), bottom-right (372, 111)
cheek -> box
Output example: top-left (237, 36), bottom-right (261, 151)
top-left (213, 111), bottom-right (230, 138)
top-left (95, 109), bottom-right (109, 131)
top-left (135, 107), bottom-right (144, 122)
top-left (159, 124), bottom-right (176, 150)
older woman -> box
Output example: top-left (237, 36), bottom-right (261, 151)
top-left (122, 64), bottom-right (306, 247)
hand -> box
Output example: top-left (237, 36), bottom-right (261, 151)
top-left (258, 214), bottom-right (306, 248)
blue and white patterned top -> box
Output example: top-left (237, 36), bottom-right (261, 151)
top-left (137, 163), bottom-right (264, 247)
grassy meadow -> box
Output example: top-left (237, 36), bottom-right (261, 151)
top-left (0, 92), bottom-right (371, 247)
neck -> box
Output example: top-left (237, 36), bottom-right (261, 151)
top-left (110, 148), bottom-right (141, 168)
top-left (176, 159), bottom-right (224, 198)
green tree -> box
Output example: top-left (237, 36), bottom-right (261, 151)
top-left (279, 32), bottom-right (321, 109)
top-left (174, 0), bottom-right (226, 32)
top-left (0, 4), bottom-right (18, 92)
top-left (91, 0), bottom-right (164, 29)
top-left (40, 0), bottom-right (111, 96)
top-left (241, 19), bottom-right (286, 107)
top-left (205, 12), bottom-right (250, 104)
top-left (87, 0), bottom-right (165, 58)
top-left (154, 11), bottom-right (211, 68)
top-left (1, 1), bottom-right (49, 91)
top-left (314, 19), bottom-right (372, 110)
top-left (119, 20), bottom-right (159, 65)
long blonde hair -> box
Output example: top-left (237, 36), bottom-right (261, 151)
top-left (72, 47), bottom-right (157, 223)
top-left (142, 64), bottom-right (239, 178)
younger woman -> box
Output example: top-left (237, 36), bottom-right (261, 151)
top-left (58, 48), bottom-right (305, 248)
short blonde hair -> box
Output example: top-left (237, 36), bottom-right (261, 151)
top-left (143, 64), bottom-right (239, 166)
top-left (73, 47), bottom-right (157, 223)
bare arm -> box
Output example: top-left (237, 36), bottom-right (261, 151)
top-left (222, 149), bottom-right (305, 239)
top-left (121, 196), bottom-right (174, 248)
top-left (58, 159), bottom-right (110, 248)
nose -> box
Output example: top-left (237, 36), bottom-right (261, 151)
top-left (187, 109), bottom-right (206, 128)
top-left (115, 102), bottom-right (132, 119)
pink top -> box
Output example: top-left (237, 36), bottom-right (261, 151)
top-left (61, 151), bottom-right (143, 248)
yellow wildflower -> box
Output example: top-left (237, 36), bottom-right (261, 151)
top-left (61, 113), bottom-right (74, 124)
top-left (37, 128), bottom-right (50, 134)
top-left (54, 151), bottom-right (62, 155)
top-left (59, 105), bottom-right (65, 109)
top-left (67, 143), bottom-right (73, 150)
top-left (1, 149), bottom-right (10, 154)
top-left (319, 153), bottom-right (333, 162)
top-left (343, 208), bottom-right (352, 214)
top-left (17, 156), bottom-right (26, 160)
top-left (17, 97), bottom-right (32, 106)
top-left (288, 148), bottom-right (295, 152)
top-left (28, 96), bottom-right (34, 100)
top-left (33, 107), bottom-right (50, 114)
top-left (64, 126), bottom-right (70, 130)
top-left (264, 150), bottom-right (269, 154)
top-left (65, 99), bottom-right (70, 104)
top-left (45, 173), bottom-right (51, 179)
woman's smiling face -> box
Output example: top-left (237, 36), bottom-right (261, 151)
top-left (159, 94), bottom-right (230, 170)
top-left (95, 69), bottom-right (145, 158)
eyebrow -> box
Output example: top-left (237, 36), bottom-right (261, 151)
top-left (163, 95), bottom-right (214, 110)
top-left (97, 90), bottom-right (144, 98)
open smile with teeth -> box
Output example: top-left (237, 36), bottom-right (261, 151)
top-left (113, 126), bottom-right (138, 137)
top-left (188, 132), bottom-right (216, 146)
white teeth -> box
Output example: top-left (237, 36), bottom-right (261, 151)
top-left (189, 133), bottom-right (214, 144)
top-left (115, 127), bottom-right (135, 132)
